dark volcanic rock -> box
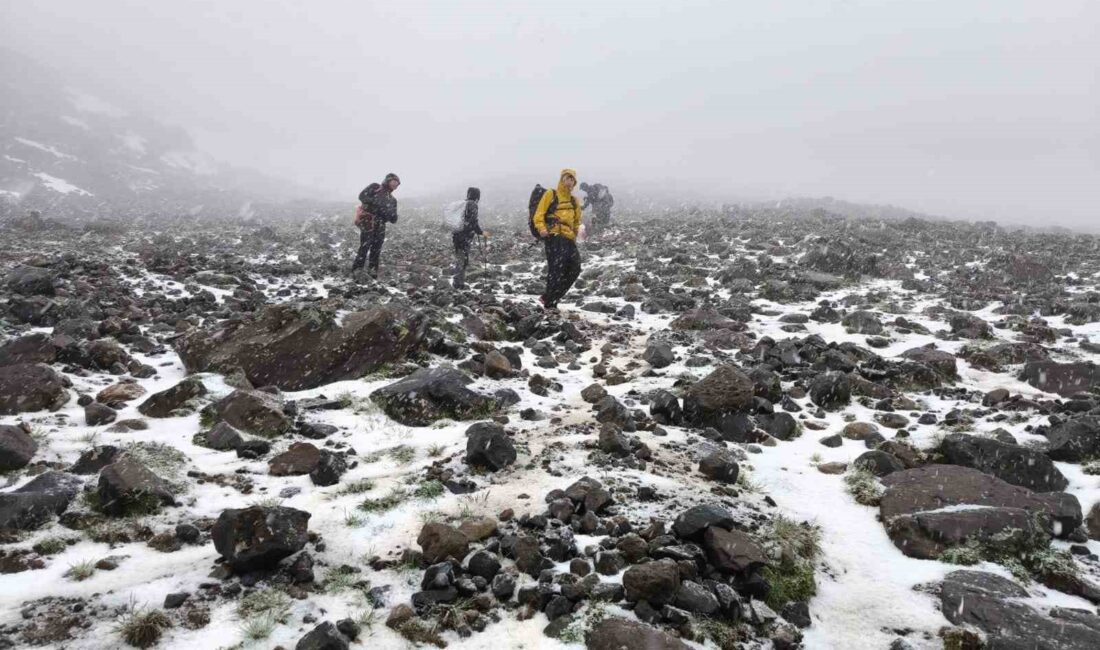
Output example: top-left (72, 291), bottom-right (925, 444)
top-left (84, 402), bottom-right (116, 426)
top-left (941, 570), bottom-right (1100, 650)
top-left (622, 558), bottom-right (680, 605)
top-left (465, 422), bottom-right (517, 471)
top-left (418, 522), bottom-right (470, 563)
top-left (879, 465), bottom-right (1080, 558)
top-left (703, 526), bottom-right (767, 574)
top-left (97, 457), bottom-right (176, 516)
top-left (939, 433), bottom-right (1068, 492)
top-left (853, 450), bottom-right (905, 477)
top-left (6, 265), bottom-right (56, 296)
top-left (202, 389), bottom-right (291, 437)
top-left (269, 442), bottom-right (321, 476)
top-left (1021, 361), bottom-right (1100, 397)
top-left (809, 371), bottom-right (851, 411)
top-left (0, 332), bottom-right (58, 367)
top-left (699, 450), bottom-right (740, 484)
top-left (138, 377), bottom-right (207, 417)
top-left (295, 621), bottom-right (349, 650)
top-left (643, 340), bottom-right (675, 369)
top-left (0, 363), bottom-right (68, 415)
top-left (212, 505), bottom-right (311, 571)
top-left (682, 364), bottom-right (754, 429)
top-left (177, 302), bottom-right (427, 391)
top-left (672, 504), bottom-right (735, 540)
top-left (1045, 416), bottom-right (1100, 462)
top-left (585, 617), bottom-right (691, 650)
top-left (899, 345), bottom-right (958, 381)
top-left (0, 424), bottom-right (37, 471)
top-left (0, 471), bottom-right (83, 530)
top-left (371, 367), bottom-right (496, 426)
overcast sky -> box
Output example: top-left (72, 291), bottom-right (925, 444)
top-left (3, 0), bottom-right (1098, 225)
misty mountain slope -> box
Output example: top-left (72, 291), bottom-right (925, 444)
top-left (0, 48), bottom-right (313, 221)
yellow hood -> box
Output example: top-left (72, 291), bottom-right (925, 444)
top-left (557, 168), bottom-right (577, 196)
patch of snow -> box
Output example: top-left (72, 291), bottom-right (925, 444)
top-left (60, 115), bottom-right (91, 130)
top-left (33, 172), bottom-right (93, 196)
top-left (14, 137), bottom-right (77, 160)
top-left (68, 89), bottom-right (128, 117)
top-left (119, 132), bottom-right (146, 154)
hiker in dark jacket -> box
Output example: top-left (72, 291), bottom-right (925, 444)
top-left (580, 182), bottom-right (614, 236)
top-left (351, 172), bottom-right (400, 278)
top-left (452, 187), bottom-right (483, 289)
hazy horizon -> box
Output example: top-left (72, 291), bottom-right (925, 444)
top-left (3, 0), bottom-right (1097, 227)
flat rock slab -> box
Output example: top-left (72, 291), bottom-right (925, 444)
top-left (942, 570), bottom-right (1100, 650)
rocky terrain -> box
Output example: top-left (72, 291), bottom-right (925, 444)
top-left (1, 206), bottom-right (1099, 650)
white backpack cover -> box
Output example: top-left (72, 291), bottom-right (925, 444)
top-left (442, 200), bottom-right (466, 232)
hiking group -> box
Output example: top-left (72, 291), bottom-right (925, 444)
top-left (351, 169), bottom-right (612, 310)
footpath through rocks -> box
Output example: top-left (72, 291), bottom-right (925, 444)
top-left (1, 209), bottom-right (1100, 650)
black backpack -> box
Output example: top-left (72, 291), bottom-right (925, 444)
top-left (528, 185), bottom-right (558, 239)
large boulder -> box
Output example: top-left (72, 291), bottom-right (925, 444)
top-left (0, 424), bottom-right (37, 471)
top-left (371, 367), bottom-right (497, 426)
top-left (809, 371), bottom-right (851, 411)
top-left (672, 504), bottom-right (735, 540)
top-left (682, 364), bottom-right (754, 430)
top-left (465, 422), bottom-right (516, 471)
top-left (0, 363), bottom-right (68, 415)
top-left (269, 442), bottom-right (321, 476)
top-left (899, 345), bottom-right (958, 381)
top-left (841, 310), bottom-right (883, 335)
top-left (5, 265), bottom-right (56, 296)
top-left (97, 458), bottom-right (176, 516)
top-left (879, 465), bottom-right (1081, 559)
top-left (670, 308), bottom-right (743, 332)
top-left (702, 526), bottom-right (767, 574)
top-left (586, 617), bottom-right (690, 650)
top-left (1045, 416), bottom-right (1100, 462)
top-left (295, 621), bottom-right (349, 650)
top-left (1021, 361), bottom-right (1100, 397)
top-left (202, 389), bottom-right (291, 437)
top-left (939, 433), bottom-right (1068, 492)
top-left (176, 302), bottom-right (427, 391)
top-left (0, 332), bottom-right (58, 367)
top-left (138, 377), bottom-right (207, 417)
top-left (622, 558), bottom-right (681, 605)
top-left (0, 471), bottom-right (83, 530)
top-left (417, 522), bottom-right (470, 563)
top-left (941, 571), bottom-right (1100, 650)
top-left (212, 505), bottom-right (311, 571)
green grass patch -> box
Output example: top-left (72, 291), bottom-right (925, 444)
top-left (413, 480), bottom-right (445, 500)
top-left (116, 606), bottom-right (171, 649)
top-left (843, 467), bottom-right (883, 506)
top-left (237, 588), bottom-right (291, 622)
top-left (359, 487), bottom-right (409, 514)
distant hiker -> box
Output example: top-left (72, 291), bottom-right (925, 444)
top-left (532, 169), bottom-right (583, 309)
top-left (451, 187), bottom-right (484, 289)
top-left (580, 182), bottom-right (614, 235)
top-left (351, 173), bottom-right (400, 278)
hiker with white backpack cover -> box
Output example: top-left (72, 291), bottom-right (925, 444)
top-left (449, 187), bottom-right (484, 289)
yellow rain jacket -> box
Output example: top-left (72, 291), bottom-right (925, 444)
top-left (533, 168), bottom-right (582, 241)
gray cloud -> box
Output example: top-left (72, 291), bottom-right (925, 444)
top-left (4, 0), bottom-right (1098, 226)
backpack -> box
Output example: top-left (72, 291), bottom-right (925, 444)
top-left (442, 200), bottom-right (467, 232)
top-left (355, 183), bottom-right (382, 230)
top-left (527, 184), bottom-right (558, 239)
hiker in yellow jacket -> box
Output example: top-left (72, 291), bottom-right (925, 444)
top-left (533, 168), bottom-right (583, 309)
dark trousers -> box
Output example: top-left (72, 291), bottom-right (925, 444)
top-left (352, 227), bottom-right (385, 275)
top-left (542, 236), bottom-right (581, 306)
top-left (452, 232), bottom-right (473, 288)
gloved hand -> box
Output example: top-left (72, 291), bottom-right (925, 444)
top-left (481, 230), bottom-right (490, 239)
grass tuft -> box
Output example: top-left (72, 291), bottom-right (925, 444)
top-left (67, 560), bottom-right (96, 582)
top-left (116, 606), bottom-right (171, 649)
top-left (843, 467), bottom-right (883, 506)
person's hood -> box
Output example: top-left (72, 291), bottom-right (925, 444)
top-left (466, 187), bottom-right (480, 201)
top-left (557, 168), bottom-right (577, 196)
